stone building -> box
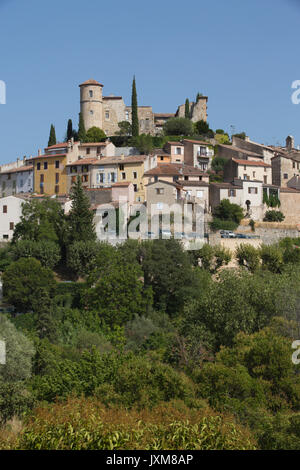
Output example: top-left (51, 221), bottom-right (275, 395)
top-left (79, 79), bottom-right (208, 137)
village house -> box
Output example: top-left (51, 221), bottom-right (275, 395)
top-left (210, 179), bottom-right (265, 221)
top-left (143, 163), bottom-right (209, 186)
top-left (0, 195), bottom-right (29, 241)
top-left (223, 158), bottom-right (272, 185)
top-left (0, 164), bottom-right (33, 197)
top-left (182, 139), bottom-right (214, 171)
top-left (163, 142), bottom-right (185, 163)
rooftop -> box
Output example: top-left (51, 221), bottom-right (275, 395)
top-left (232, 158), bottom-right (271, 167)
top-left (79, 79), bottom-right (104, 87)
top-left (144, 163), bottom-right (207, 177)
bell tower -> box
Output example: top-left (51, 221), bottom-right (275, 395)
top-left (79, 79), bottom-right (103, 131)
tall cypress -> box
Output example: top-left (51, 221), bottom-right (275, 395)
top-left (67, 119), bottom-right (73, 141)
top-left (68, 176), bottom-right (96, 243)
top-left (185, 99), bottom-right (190, 119)
top-left (131, 76), bottom-right (139, 137)
top-left (48, 124), bottom-right (57, 147)
top-left (78, 112), bottom-right (86, 142)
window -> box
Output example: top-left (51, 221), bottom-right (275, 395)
top-left (55, 173), bottom-right (59, 184)
top-left (125, 111), bottom-right (129, 121)
top-left (133, 184), bottom-right (138, 192)
top-left (228, 189), bottom-right (236, 197)
top-left (44, 162), bottom-right (48, 170)
top-left (264, 176), bottom-right (268, 184)
top-left (105, 111), bottom-right (109, 120)
top-left (3, 205), bottom-right (7, 213)
top-left (3, 235), bottom-right (8, 240)
top-left (244, 165), bottom-right (247, 170)
top-left (284, 173), bottom-right (288, 179)
top-left (9, 222), bottom-right (14, 230)
top-left (55, 185), bottom-right (59, 194)
top-left (90, 110), bottom-right (94, 115)
top-left (111, 172), bottom-right (116, 183)
top-left (20, 179), bottom-right (23, 188)
top-left (96, 172), bottom-right (105, 184)
top-left (184, 176), bottom-right (188, 181)
top-left (82, 165), bottom-right (89, 173)
top-left (243, 174), bottom-right (249, 180)
top-left (122, 172), bottom-right (126, 180)
top-left (293, 162), bottom-right (296, 169)
top-left (176, 147), bottom-right (182, 155)
top-left (2, 182), bottom-right (5, 190)
top-left (7, 174), bottom-right (11, 180)
top-left (119, 164), bottom-right (124, 171)
top-left (82, 174), bottom-right (88, 183)
top-left (248, 187), bottom-right (258, 194)
top-left (198, 146), bottom-right (207, 156)
top-left (196, 190), bottom-right (204, 198)
top-left (86, 148), bottom-right (90, 155)
top-left (71, 175), bottom-right (77, 183)
top-left (89, 90), bottom-right (93, 98)
top-left (160, 156), bottom-right (164, 161)
top-left (40, 174), bottom-right (44, 183)
top-left (97, 147), bottom-right (101, 154)
top-left (156, 188), bottom-right (164, 195)
top-left (37, 162), bottom-right (41, 170)
top-left (133, 171), bottom-right (137, 179)
top-left (55, 160), bottom-right (59, 169)
top-left (253, 171), bottom-right (256, 178)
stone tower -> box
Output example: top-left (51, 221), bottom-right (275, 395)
top-left (286, 135), bottom-right (295, 152)
top-left (79, 79), bottom-right (104, 131)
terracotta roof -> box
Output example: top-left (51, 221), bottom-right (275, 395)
top-left (103, 96), bottom-right (123, 100)
top-left (45, 142), bottom-right (70, 150)
top-left (232, 158), bottom-right (271, 167)
top-left (67, 158), bottom-right (98, 166)
top-left (86, 187), bottom-right (111, 191)
top-left (0, 165), bottom-right (33, 175)
top-left (80, 142), bottom-right (109, 147)
top-left (178, 181), bottom-right (209, 187)
top-left (218, 144), bottom-right (264, 158)
top-left (183, 139), bottom-right (213, 146)
top-left (146, 179), bottom-right (182, 190)
top-left (167, 141), bottom-right (184, 146)
top-left (144, 163), bottom-right (207, 177)
top-left (112, 182), bottom-right (132, 187)
top-left (210, 182), bottom-right (240, 189)
top-left (79, 79), bottom-right (103, 87)
top-left (280, 187), bottom-right (300, 193)
top-left (29, 153), bottom-right (67, 160)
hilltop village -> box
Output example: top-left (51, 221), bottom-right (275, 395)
top-left (1, 78), bottom-right (300, 244)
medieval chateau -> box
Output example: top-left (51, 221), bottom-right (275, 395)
top-left (79, 78), bottom-right (208, 136)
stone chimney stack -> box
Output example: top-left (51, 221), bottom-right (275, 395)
top-left (38, 149), bottom-right (42, 156)
top-left (286, 135), bottom-right (295, 152)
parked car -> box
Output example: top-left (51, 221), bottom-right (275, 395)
top-left (220, 230), bottom-right (236, 238)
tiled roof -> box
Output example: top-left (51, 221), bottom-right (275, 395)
top-left (112, 182), bottom-right (132, 187)
top-left (218, 144), bottom-right (263, 158)
top-left (29, 153), bottom-right (67, 160)
top-left (167, 141), bottom-right (184, 146)
top-left (80, 142), bottom-right (109, 147)
top-left (45, 142), bottom-right (72, 150)
top-left (79, 79), bottom-right (103, 87)
top-left (154, 113), bottom-right (175, 118)
top-left (232, 158), bottom-right (271, 167)
top-left (67, 155), bottom-right (146, 167)
top-left (67, 158), bottom-right (99, 166)
top-left (183, 139), bottom-right (213, 146)
top-left (178, 181), bottom-right (209, 187)
top-left (103, 96), bottom-right (123, 100)
top-left (144, 163), bottom-right (207, 177)
top-left (0, 165), bottom-right (33, 175)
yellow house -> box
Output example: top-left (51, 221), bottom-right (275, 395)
top-left (31, 152), bottom-right (69, 195)
top-left (117, 155), bottom-right (147, 202)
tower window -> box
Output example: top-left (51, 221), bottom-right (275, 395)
top-left (105, 111), bottom-right (109, 120)
top-left (55, 160), bottom-right (59, 169)
top-left (90, 110), bottom-right (94, 115)
top-left (125, 111), bottom-right (129, 121)
top-left (89, 90), bottom-right (93, 98)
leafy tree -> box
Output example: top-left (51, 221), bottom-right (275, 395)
top-left (85, 126), bottom-right (106, 143)
top-left (185, 98), bottom-right (190, 119)
top-left (263, 210), bottom-right (285, 222)
top-left (236, 244), bottom-right (261, 273)
top-left (213, 199), bottom-right (244, 225)
top-left (12, 198), bottom-right (66, 247)
top-left (260, 245), bottom-right (283, 273)
top-left (131, 76), bottom-right (139, 137)
top-left (140, 239), bottom-right (200, 316)
top-left (33, 288), bottom-right (58, 342)
top-left (66, 240), bottom-right (101, 277)
top-left (116, 121), bottom-right (132, 136)
top-left (163, 117), bottom-right (193, 136)
top-left (0, 245), bottom-right (13, 272)
top-left (191, 244), bottom-right (231, 273)
top-left (2, 258), bottom-right (56, 313)
top-left (132, 133), bottom-right (154, 154)
top-left (67, 177), bottom-right (96, 244)
top-left (211, 157), bottom-right (227, 174)
top-left (85, 250), bottom-right (150, 326)
top-left (12, 240), bottom-right (61, 269)
top-left (194, 119), bottom-right (212, 135)
top-left (233, 132), bottom-right (246, 140)
top-left (0, 315), bottom-right (35, 424)
top-left (78, 112), bottom-right (86, 142)
top-left (48, 124), bottom-right (56, 147)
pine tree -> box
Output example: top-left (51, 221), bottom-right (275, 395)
top-left (78, 112), bottom-right (86, 142)
top-left (33, 287), bottom-right (57, 342)
top-left (68, 176), bottom-right (96, 243)
top-left (48, 124), bottom-right (57, 147)
top-left (67, 119), bottom-right (73, 141)
top-left (185, 99), bottom-right (190, 119)
top-left (131, 76), bottom-right (139, 137)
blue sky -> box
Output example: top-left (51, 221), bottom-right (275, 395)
top-left (0, 0), bottom-right (300, 164)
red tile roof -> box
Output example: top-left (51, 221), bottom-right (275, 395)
top-left (29, 153), bottom-right (67, 160)
top-left (144, 163), bottom-right (207, 177)
top-left (232, 158), bottom-right (271, 167)
top-left (79, 79), bottom-right (103, 87)
top-left (45, 142), bottom-right (72, 150)
top-left (183, 139), bottom-right (213, 146)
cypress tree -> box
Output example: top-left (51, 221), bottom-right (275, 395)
top-left (185, 99), bottom-right (190, 119)
top-left (48, 124), bottom-right (57, 147)
top-left (131, 76), bottom-right (139, 137)
top-left (196, 92), bottom-right (202, 102)
top-left (67, 119), bottom-right (73, 141)
top-left (78, 112), bottom-right (86, 142)
top-left (68, 176), bottom-right (96, 243)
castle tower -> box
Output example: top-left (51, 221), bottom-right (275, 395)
top-left (79, 79), bottom-right (104, 131)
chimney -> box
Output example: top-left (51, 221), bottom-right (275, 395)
top-left (245, 136), bottom-right (250, 142)
top-left (23, 156), bottom-right (26, 164)
top-left (71, 137), bottom-right (74, 144)
top-left (286, 135), bottom-right (295, 152)
top-left (38, 149), bottom-right (42, 156)
top-left (120, 154), bottom-right (125, 160)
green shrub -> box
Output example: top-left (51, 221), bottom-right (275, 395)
top-left (263, 210), bottom-right (285, 222)
top-left (236, 244), bottom-right (261, 272)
